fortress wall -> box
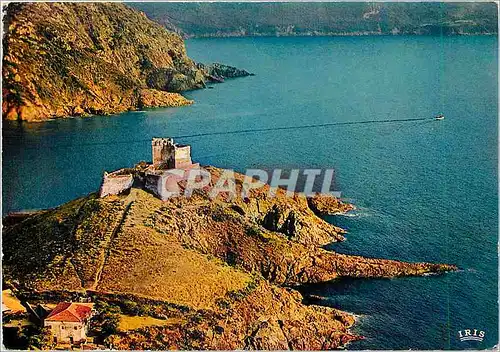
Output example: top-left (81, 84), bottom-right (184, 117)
top-left (99, 138), bottom-right (196, 200)
top-left (145, 165), bottom-right (201, 201)
top-left (174, 145), bottom-right (192, 168)
top-left (144, 173), bottom-right (162, 197)
top-left (99, 174), bottom-right (134, 197)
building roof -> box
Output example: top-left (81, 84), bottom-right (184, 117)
top-left (45, 302), bottom-right (94, 323)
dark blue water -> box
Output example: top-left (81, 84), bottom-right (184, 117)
top-left (3, 36), bottom-right (498, 349)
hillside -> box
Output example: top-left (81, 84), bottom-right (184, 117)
top-left (130, 2), bottom-right (498, 38)
top-left (3, 166), bottom-right (456, 349)
top-left (2, 3), bottom-right (250, 122)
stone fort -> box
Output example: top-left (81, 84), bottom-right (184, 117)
top-left (151, 138), bottom-right (192, 169)
top-left (99, 138), bottom-right (198, 199)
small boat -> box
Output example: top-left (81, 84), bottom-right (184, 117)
top-left (435, 114), bottom-right (445, 120)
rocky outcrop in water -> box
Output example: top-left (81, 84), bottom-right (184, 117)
top-left (198, 63), bottom-right (254, 83)
top-left (307, 193), bottom-right (355, 215)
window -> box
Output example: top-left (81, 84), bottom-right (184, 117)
top-left (74, 326), bottom-right (78, 330)
top-left (61, 326), bottom-right (65, 330)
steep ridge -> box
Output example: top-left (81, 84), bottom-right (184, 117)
top-left (2, 3), bottom-right (251, 122)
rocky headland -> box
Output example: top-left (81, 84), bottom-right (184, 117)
top-left (3, 165), bottom-right (456, 349)
top-left (2, 3), bottom-right (252, 122)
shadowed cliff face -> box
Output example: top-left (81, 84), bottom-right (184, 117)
top-left (2, 166), bottom-right (456, 349)
top-left (1, 3), bottom-right (251, 122)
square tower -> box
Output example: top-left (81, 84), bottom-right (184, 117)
top-left (151, 138), bottom-right (193, 169)
top-left (152, 138), bottom-right (175, 167)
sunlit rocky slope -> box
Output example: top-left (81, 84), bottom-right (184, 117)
top-left (3, 167), bottom-right (456, 349)
top-left (2, 3), bottom-right (250, 122)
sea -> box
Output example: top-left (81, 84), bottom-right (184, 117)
top-left (3, 36), bottom-right (498, 350)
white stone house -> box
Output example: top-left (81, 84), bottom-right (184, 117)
top-left (44, 302), bottom-right (94, 345)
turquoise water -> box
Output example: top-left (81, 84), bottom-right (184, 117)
top-left (3, 36), bottom-right (498, 349)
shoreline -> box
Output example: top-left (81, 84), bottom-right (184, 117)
top-left (185, 32), bottom-right (497, 39)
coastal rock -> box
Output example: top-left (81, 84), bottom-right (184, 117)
top-left (307, 193), bottom-right (355, 215)
top-left (2, 166), bottom-right (456, 349)
top-left (1, 3), bottom-right (250, 122)
top-left (139, 89), bottom-right (193, 109)
top-left (3, 166), bottom-right (456, 290)
top-left (197, 62), bottom-right (254, 83)
top-left (146, 67), bottom-right (206, 92)
top-left (107, 281), bottom-right (359, 350)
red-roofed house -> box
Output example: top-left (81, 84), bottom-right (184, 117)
top-left (44, 302), bottom-right (94, 345)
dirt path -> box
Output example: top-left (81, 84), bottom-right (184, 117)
top-left (90, 199), bottom-right (134, 291)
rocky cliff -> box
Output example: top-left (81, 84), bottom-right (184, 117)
top-left (2, 3), bottom-right (251, 122)
top-left (3, 166), bottom-right (456, 349)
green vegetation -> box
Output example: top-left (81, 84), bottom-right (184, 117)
top-left (2, 320), bottom-right (54, 350)
top-left (92, 301), bottom-right (121, 336)
top-left (28, 327), bottom-right (55, 350)
top-left (130, 2), bottom-right (497, 37)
